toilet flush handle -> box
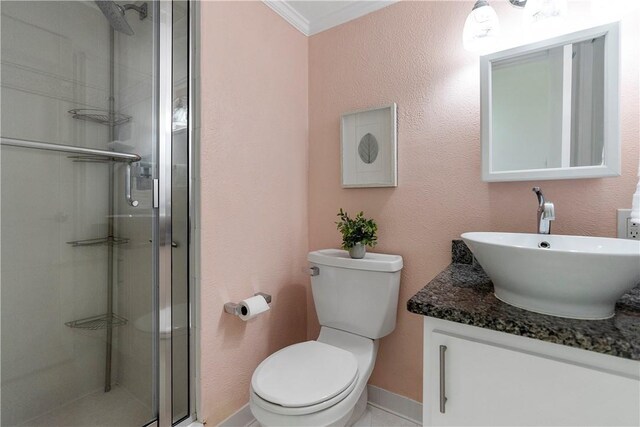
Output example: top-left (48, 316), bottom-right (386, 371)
top-left (309, 266), bottom-right (319, 276)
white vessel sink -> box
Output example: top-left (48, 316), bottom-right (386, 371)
top-left (461, 232), bottom-right (640, 320)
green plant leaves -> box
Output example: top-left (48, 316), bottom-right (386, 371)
top-left (335, 208), bottom-right (378, 250)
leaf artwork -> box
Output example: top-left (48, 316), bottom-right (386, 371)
top-left (358, 133), bottom-right (379, 164)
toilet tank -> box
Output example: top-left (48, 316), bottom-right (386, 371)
top-left (308, 249), bottom-right (403, 340)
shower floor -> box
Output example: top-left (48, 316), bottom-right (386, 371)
top-left (21, 385), bottom-right (151, 427)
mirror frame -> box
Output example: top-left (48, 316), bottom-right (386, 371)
top-left (480, 22), bottom-right (620, 182)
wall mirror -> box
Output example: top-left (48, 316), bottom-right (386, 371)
top-left (480, 22), bottom-right (620, 182)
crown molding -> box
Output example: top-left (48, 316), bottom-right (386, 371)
top-left (307, 1), bottom-right (396, 35)
top-left (263, 1), bottom-right (311, 36)
top-left (263, 1), bottom-right (397, 37)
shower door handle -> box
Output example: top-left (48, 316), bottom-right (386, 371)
top-left (125, 163), bottom-right (139, 207)
top-left (153, 178), bottom-right (159, 208)
top-left (148, 240), bottom-right (178, 248)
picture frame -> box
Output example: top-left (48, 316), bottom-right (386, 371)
top-left (340, 103), bottom-right (397, 188)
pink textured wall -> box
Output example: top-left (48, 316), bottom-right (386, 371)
top-left (199, 2), bottom-right (309, 424)
top-left (308, 1), bottom-right (639, 403)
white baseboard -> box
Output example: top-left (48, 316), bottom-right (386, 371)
top-left (216, 386), bottom-right (422, 426)
top-left (217, 403), bottom-right (254, 427)
top-left (367, 385), bottom-right (422, 425)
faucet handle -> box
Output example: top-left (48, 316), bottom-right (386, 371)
top-left (532, 187), bottom-right (544, 206)
top-left (543, 202), bottom-right (555, 220)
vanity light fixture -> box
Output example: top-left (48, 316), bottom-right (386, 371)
top-left (508, 0), bottom-right (527, 7)
top-left (463, 0), bottom-right (501, 53)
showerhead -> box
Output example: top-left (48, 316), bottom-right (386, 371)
top-left (95, 1), bottom-right (147, 36)
top-left (96, 1), bottom-right (134, 35)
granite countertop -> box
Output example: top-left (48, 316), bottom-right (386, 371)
top-left (407, 241), bottom-right (640, 360)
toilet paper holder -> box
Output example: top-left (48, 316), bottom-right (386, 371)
top-left (224, 292), bottom-right (272, 316)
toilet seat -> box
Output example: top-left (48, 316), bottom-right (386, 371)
top-left (251, 376), bottom-right (358, 416)
top-left (251, 341), bottom-right (359, 411)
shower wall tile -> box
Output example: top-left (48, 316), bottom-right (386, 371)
top-left (0, 1), bottom-right (126, 425)
top-left (112, 4), bottom-right (156, 410)
top-left (1, 3), bottom-right (110, 95)
top-left (1, 149), bottom-right (111, 425)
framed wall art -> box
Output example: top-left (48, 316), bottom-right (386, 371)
top-left (340, 103), bottom-right (397, 188)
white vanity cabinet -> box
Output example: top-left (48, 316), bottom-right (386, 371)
top-left (423, 317), bottom-right (640, 426)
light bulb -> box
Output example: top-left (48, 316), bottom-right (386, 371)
top-left (463, 1), bottom-right (501, 53)
top-left (523, 0), bottom-right (568, 25)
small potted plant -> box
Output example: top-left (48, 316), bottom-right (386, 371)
top-left (336, 208), bottom-right (378, 259)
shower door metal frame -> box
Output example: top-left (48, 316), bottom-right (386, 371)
top-left (157, 1), bottom-right (173, 426)
top-left (154, 1), bottom-right (200, 426)
top-left (187, 0), bottom-right (201, 423)
top-left (159, 1), bottom-right (200, 425)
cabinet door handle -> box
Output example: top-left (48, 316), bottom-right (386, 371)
top-left (439, 345), bottom-right (448, 414)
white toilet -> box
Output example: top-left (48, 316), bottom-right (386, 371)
top-left (249, 249), bottom-right (403, 427)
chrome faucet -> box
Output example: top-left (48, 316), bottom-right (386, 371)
top-left (532, 187), bottom-right (555, 234)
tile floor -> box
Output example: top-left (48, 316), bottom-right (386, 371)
top-left (247, 404), bottom-right (420, 427)
top-left (20, 385), bottom-right (151, 427)
top-left (20, 395), bottom-right (418, 427)
top-left (353, 405), bottom-right (420, 427)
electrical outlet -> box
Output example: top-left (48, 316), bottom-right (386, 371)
top-left (617, 209), bottom-right (640, 239)
top-left (628, 218), bottom-right (640, 239)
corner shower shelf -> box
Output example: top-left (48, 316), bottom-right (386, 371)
top-left (66, 236), bottom-right (130, 247)
top-left (65, 313), bottom-right (128, 330)
top-left (68, 109), bottom-right (132, 126)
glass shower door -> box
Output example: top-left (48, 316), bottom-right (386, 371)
top-left (1, 1), bottom-right (158, 425)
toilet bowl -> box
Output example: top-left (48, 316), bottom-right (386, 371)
top-left (250, 327), bottom-right (377, 426)
top-left (249, 249), bottom-right (403, 427)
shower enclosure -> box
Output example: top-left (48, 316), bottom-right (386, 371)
top-left (0, 1), bottom-right (195, 426)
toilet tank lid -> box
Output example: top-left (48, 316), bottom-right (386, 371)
top-left (308, 249), bottom-right (403, 272)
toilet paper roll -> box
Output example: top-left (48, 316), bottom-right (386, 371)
top-left (238, 295), bottom-right (270, 321)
